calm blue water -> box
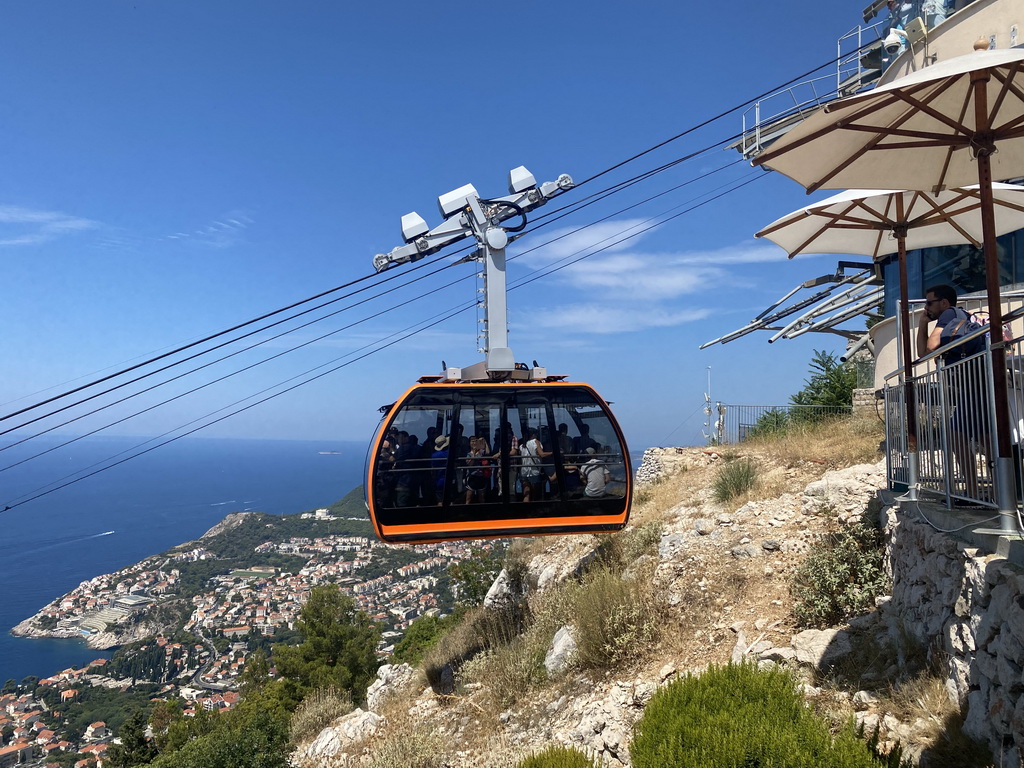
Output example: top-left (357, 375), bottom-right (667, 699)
top-left (0, 435), bottom-right (366, 684)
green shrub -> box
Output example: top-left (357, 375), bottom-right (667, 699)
top-left (746, 408), bottom-right (791, 439)
top-left (630, 663), bottom-right (882, 768)
top-left (391, 614), bottom-right (451, 666)
top-left (515, 744), bottom-right (598, 767)
top-left (289, 686), bottom-right (353, 745)
top-left (422, 604), bottom-right (526, 693)
top-left (712, 458), bottom-right (758, 502)
top-left (569, 567), bottom-right (657, 670)
top-left (367, 727), bottom-right (447, 768)
top-left (593, 522), bottom-right (663, 573)
top-left (791, 519), bottom-right (891, 629)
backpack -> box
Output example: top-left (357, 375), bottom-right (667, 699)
top-left (940, 307), bottom-right (986, 363)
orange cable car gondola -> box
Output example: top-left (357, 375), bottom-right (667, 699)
top-left (363, 167), bottom-right (631, 543)
top-left (366, 379), bottom-right (632, 543)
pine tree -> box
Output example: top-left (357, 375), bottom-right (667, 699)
top-left (271, 585), bottom-right (380, 706)
top-left (107, 710), bottom-right (157, 768)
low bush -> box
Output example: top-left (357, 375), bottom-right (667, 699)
top-left (289, 686), bottom-right (353, 745)
top-left (367, 727), bottom-right (447, 768)
top-left (712, 457), bottom-right (759, 502)
top-left (569, 566), bottom-right (658, 670)
top-left (515, 744), bottom-right (598, 767)
top-left (593, 522), bottom-right (663, 573)
top-left (630, 663), bottom-right (882, 767)
top-left (460, 637), bottom-right (547, 710)
top-left (791, 518), bottom-right (890, 629)
top-left (422, 604), bottom-right (527, 693)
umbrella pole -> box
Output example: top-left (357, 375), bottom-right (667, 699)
top-left (973, 70), bottom-right (1018, 534)
top-left (897, 230), bottom-right (920, 500)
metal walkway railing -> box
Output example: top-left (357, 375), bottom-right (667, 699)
top-left (712, 403), bottom-right (853, 445)
top-left (883, 303), bottom-right (1024, 532)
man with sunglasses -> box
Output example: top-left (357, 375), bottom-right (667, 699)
top-left (917, 284), bottom-right (989, 502)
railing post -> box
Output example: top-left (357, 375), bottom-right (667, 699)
top-left (981, 340), bottom-right (1019, 533)
top-left (904, 375), bottom-right (920, 501)
top-left (937, 361), bottom-right (954, 507)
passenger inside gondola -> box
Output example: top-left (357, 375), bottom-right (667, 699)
top-left (431, 435), bottom-right (449, 505)
top-left (580, 446), bottom-right (612, 498)
top-left (366, 384), bottom-right (631, 542)
top-left (464, 436), bottom-right (491, 503)
top-left (519, 427), bottom-right (548, 502)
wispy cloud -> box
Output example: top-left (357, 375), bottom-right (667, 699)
top-left (507, 219), bottom-right (796, 334)
top-left (520, 304), bottom-right (712, 334)
top-left (93, 211), bottom-right (255, 252)
top-left (161, 211), bottom-right (253, 249)
top-left (0, 205), bottom-right (98, 246)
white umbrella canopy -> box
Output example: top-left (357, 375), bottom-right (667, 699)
top-left (756, 183), bottom-right (1024, 257)
top-left (752, 48), bottom-right (1024, 193)
top-left (752, 48), bottom-right (1024, 524)
top-left (756, 183), bottom-right (1024, 466)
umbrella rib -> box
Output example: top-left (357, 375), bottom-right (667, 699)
top-left (850, 198), bottom-right (894, 227)
top-left (893, 83), bottom-right (972, 136)
top-left (833, 129), bottom-right (970, 148)
top-left (933, 81), bottom-right (975, 192)
top-left (871, 227), bottom-right (885, 259)
top-left (988, 62), bottom-right (1023, 132)
top-left (787, 202), bottom-right (865, 256)
top-left (753, 90), bottom-right (905, 168)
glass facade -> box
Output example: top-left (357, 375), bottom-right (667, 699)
top-left (882, 227), bottom-right (1024, 317)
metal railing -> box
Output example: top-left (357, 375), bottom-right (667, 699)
top-left (713, 403), bottom-right (854, 445)
top-left (883, 306), bottom-right (1024, 513)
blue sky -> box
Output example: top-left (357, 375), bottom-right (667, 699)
top-left (1, 1), bottom-right (875, 462)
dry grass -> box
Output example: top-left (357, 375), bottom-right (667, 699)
top-left (568, 564), bottom-right (660, 670)
top-left (883, 674), bottom-right (955, 741)
top-left (873, 672), bottom-right (995, 768)
top-left (743, 415), bottom-right (884, 468)
top-left (289, 686), bottom-right (354, 746)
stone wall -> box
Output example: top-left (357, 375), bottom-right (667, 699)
top-left (881, 498), bottom-right (1024, 765)
top-left (852, 387), bottom-right (879, 419)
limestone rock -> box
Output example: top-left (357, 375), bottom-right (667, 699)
top-left (791, 628), bottom-right (852, 669)
top-left (366, 663), bottom-right (415, 713)
top-left (294, 708), bottom-right (381, 763)
top-left (545, 626), bottom-right (578, 677)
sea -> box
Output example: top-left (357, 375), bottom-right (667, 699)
top-left (0, 434), bottom-right (367, 685)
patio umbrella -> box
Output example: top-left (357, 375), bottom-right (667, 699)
top-left (756, 184), bottom-right (1024, 465)
top-left (752, 47), bottom-right (1024, 526)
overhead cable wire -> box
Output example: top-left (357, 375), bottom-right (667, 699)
top-left (513, 159), bottom-right (747, 261)
top-left (0, 243), bottom-right (475, 438)
top-left (0, 242), bottom-right (474, 426)
top-left (3, 156), bottom-right (746, 448)
top-left (2, 44), bottom-right (859, 426)
top-left (569, 43), bottom-right (876, 190)
top-left (1, 302), bottom-right (476, 512)
top-left (509, 172), bottom-right (768, 290)
top-left (0, 268), bottom-right (478, 473)
top-left (1, 169), bottom-right (769, 504)
top-left (527, 135), bottom-right (745, 230)
top-left (3, 167), bottom-right (768, 484)
top-left (1, 44), bottom-right (880, 504)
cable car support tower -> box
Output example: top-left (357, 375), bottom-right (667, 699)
top-left (372, 166), bottom-right (573, 380)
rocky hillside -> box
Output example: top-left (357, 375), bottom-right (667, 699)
top-left (294, 430), bottom-right (947, 768)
